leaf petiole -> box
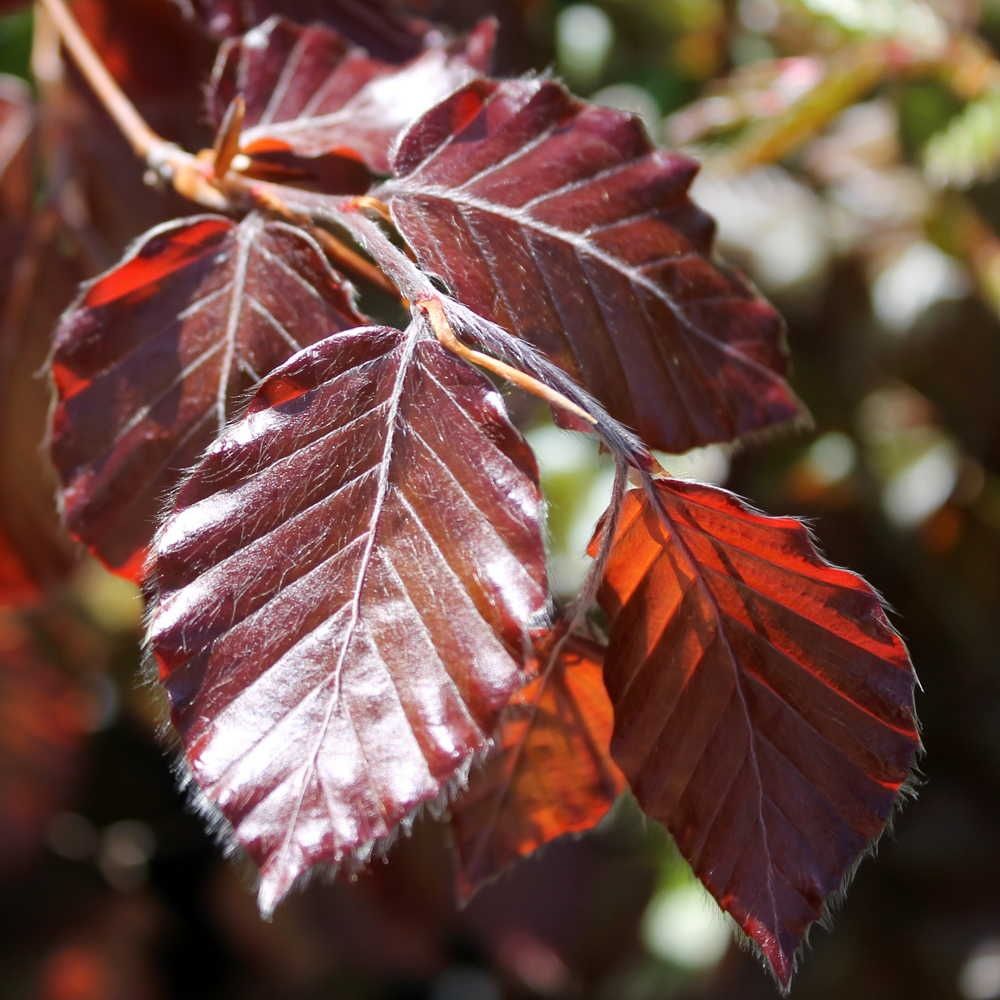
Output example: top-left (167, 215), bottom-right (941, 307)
top-left (416, 296), bottom-right (598, 428)
top-left (36, 0), bottom-right (400, 297)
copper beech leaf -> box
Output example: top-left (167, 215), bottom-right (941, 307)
top-left (146, 320), bottom-right (549, 915)
top-left (378, 78), bottom-right (807, 454)
top-left (209, 16), bottom-right (494, 186)
top-left (450, 635), bottom-right (625, 900)
top-left (590, 479), bottom-right (920, 989)
top-left (49, 213), bottom-right (363, 580)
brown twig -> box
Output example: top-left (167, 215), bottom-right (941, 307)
top-left (350, 195), bottom-right (393, 225)
top-left (38, 0), bottom-right (162, 159)
top-left (417, 297), bottom-right (598, 428)
top-left (309, 226), bottom-right (401, 296)
top-left (41, 0), bottom-right (603, 416)
top-left (239, 181), bottom-right (401, 296)
top-left (36, 0), bottom-right (405, 298)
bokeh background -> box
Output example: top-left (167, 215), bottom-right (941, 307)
top-left (2, 0), bottom-right (1000, 997)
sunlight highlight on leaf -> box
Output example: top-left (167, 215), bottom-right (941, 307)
top-left (49, 213), bottom-right (363, 579)
top-left (146, 319), bottom-right (549, 914)
top-left (591, 478), bottom-right (920, 988)
top-left (381, 77), bottom-right (806, 453)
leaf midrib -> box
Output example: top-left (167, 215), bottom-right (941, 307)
top-left (383, 183), bottom-right (783, 383)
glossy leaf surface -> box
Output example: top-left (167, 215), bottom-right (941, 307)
top-left (146, 321), bottom-right (549, 915)
top-left (450, 635), bottom-right (625, 900)
top-left (49, 214), bottom-right (362, 579)
top-left (591, 479), bottom-right (920, 988)
top-left (380, 78), bottom-right (805, 453)
top-left (209, 17), bottom-right (492, 185)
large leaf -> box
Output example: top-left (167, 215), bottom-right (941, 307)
top-left (49, 213), bottom-right (363, 580)
top-left (450, 635), bottom-right (625, 900)
top-left (590, 479), bottom-right (920, 988)
top-left (379, 78), bottom-right (806, 454)
top-left (146, 320), bottom-right (550, 914)
top-left (208, 16), bottom-right (493, 186)
top-left (176, 0), bottom-right (434, 59)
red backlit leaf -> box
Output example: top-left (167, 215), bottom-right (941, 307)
top-left (380, 78), bottom-right (806, 453)
top-left (49, 214), bottom-right (363, 580)
top-left (177, 0), bottom-right (434, 60)
top-left (146, 319), bottom-right (549, 915)
top-left (450, 635), bottom-right (625, 900)
top-left (208, 16), bottom-right (493, 186)
top-left (590, 478), bottom-right (920, 988)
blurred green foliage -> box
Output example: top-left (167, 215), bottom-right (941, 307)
top-left (0, 9), bottom-right (30, 80)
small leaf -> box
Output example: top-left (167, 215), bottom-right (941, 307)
top-left (49, 213), bottom-right (363, 580)
top-left (590, 478), bottom-right (920, 989)
top-left (379, 78), bottom-right (806, 454)
top-left (208, 16), bottom-right (493, 186)
top-left (450, 635), bottom-right (625, 900)
top-left (146, 320), bottom-right (549, 915)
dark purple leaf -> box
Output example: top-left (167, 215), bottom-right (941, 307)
top-left (590, 478), bottom-right (921, 988)
top-left (208, 16), bottom-right (493, 185)
top-left (379, 78), bottom-right (807, 453)
top-left (49, 214), bottom-right (363, 580)
top-left (146, 319), bottom-right (550, 914)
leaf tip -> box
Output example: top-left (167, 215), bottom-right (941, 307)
top-left (256, 863), bottom-right (295, 921)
